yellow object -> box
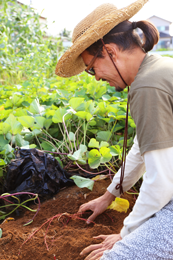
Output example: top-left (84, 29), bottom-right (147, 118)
top-left (107, 197), bottom-right (129, 213)
top-left (2, 217), bottom-right (15, 224)
top-left (92, 175), bottom-right (107, 181)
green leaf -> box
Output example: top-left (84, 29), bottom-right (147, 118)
top-left (55, 157), bottom-right (63, 168)
top-left (15, 134), bottom-right (29, 147)
top-left (109, 145), bottom-right (122, 159)
top-left (75, 111), bottom-right (92, 121)
top-left (100, 147), bottom-right (112, 163)
top-left (34, 117), bottom-right (45, 129)
top-left (32, 129), bottom-right (42, 136)
top-left (52, 108), bottom-right (71, 123)
top-left (88, 138), bottom-right (99, 148)
top-left (69, 132), bottom-right (75, 142)
top-left (5, 114), bottom-right (23, 135)
top-left (0, 228), bottom-right (2, 238)
top-left (44, 119), bottom-right (52, 130)
top-left (100, 141), bottom-right (109, 148)
top-left (3, 144), bottom-right (13, 154)
top-left (12, 122), bottom-right (23, 135)
top-left (68, 144), bottom-right (87, 164)
top-left (108, 112), bottom-right (116, 119)
top-left (68, 150), bottom-right (86, 164)
top-left (0, 135), bottom-right (9, 150)
top-left (95, 86), bottom-right (107, 99)
top-left (88, 149), bottom-right (101, 169)
top-left (41, 141), bottom-right (55, 151)
top-left (69, 97), bottom-right (85, 110)
top-left (79, 144), bottom-right (87, 154)
top-left (70, 176), bottom-right (94, 191)
top-left (0, 122), bottom-right (11, 135)
top-left (96, 131), bottom-right (111, 141)
top-left (29, 144), bottom-right (37, 149)
top-left (18, 116), bottom-right (35, 128)
top-left (29, 99), bottom-right (45, 114)
top-left (0, 159), bottom-right (6, 166)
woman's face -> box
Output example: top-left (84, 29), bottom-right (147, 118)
top-left (81, 49), bottom-right (126, 92)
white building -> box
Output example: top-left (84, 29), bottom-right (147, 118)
top-left (147, 16), bottom-right (173, 50)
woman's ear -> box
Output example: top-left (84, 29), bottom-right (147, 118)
top-left (103, 43), bottom-right (118, 60)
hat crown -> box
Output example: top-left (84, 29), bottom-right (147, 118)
top-left (72, 3), bottom-right (118, 43)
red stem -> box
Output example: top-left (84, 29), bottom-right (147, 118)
top-left (75, 162), bottom-right (109, 175)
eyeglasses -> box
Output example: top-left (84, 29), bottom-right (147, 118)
top-left (85, 47), bottom-right (102, 75)
top-left (85, 38), bottom-right (128, 86)
top-left (85, 39), bottom-right (127, 87)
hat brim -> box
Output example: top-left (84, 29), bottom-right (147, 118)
top-left (55, 0), bottom-right (148, 77)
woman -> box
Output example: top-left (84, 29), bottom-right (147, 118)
top-left (56, 1), bottom-right (173, 259)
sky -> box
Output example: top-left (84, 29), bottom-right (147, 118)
top-left (19, 0), bottom-right (173, 37)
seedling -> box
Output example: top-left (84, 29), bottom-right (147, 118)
top-left (0, 192), bottom-right (40, 226)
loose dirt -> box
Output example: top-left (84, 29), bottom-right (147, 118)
top-left (0, 178), bottom-right (135, 260)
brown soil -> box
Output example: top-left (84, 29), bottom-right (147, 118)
top-left (0, 179), bottom-right (135, 260)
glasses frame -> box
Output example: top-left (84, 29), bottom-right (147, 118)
top-left (85, 46), bottom-right (102, 75)
top-left (85, 39), bottom-right (127, 86)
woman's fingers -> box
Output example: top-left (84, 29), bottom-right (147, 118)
top-left (80, 243), bottom-right (103, 256)
top-left (80, 233), bottom-right (122, 259)
top-left (78, 202), bottom-right (101, 224)
top-left (93, 234), bottom-right (107, 240)
top-left (84, 247), bottom-right (106, 260)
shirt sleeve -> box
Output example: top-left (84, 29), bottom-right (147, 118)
top-left (107, 135), bottom-right (146, 197)
top-left (121, 146), bottom-right (173, 238)
top-left (129, 87), bottom-right (173, 155)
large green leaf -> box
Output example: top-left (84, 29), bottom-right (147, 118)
top-left (29, 99), bottom-right (45, 114)
top-left (52, 108), bottom-right (72, 123)
top-left (15, 134), bottom-right (29, 148)
top-left (34, 117), bottom-right (45, 129)
top-left (88, 149), bottom-right (101, 169)
top-left (69, 97), bottom-right (85, 110)
top-left (41, 141), bottom-right (55, 151)
top-left (100, 147), bottom-right (112, 163)
top-left (110, 145), bottom-right (122, 159)
top-left (0, 122), bottom-right (11, 135)
top-left (70, 175), bottom-right (94, 191)
top-left (88, 138), bottom-right (99, 148)
top-left (75, 111), bottom-right (93, 121)
top-left (18, 116), bottom-right (35, 128)
top-left (44, 119), bottom-right (52, 130)
top-left (69, 132), bottom-right (75, 142)
top-left (68, 144), bottom-right (87, 164)
top-left (96, 131), bottom-right (111, 141)
top-left (0, 159), bottom-right (6, 166)
top-left (5, 114), bottom-right (23, 135)
top-left (0, 135), bottom-right (9, 150)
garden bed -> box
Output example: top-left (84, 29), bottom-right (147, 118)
top-left (0, 179), bottom-right (135, 260)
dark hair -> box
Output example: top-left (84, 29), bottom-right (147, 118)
top-left (86, 20), bottom-right (159, 56)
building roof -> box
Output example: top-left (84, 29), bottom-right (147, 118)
top-left (139, 31), bottom-right (172, 39)
top-left (147, 15), bottom-right (172, 24)
top-left (159, 31), bottom-right (172, 38)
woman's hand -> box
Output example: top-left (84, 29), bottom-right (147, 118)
top-left (80, 233), bottom-right (122, 260)
top-left (78, 191), bottom-right (115, 224)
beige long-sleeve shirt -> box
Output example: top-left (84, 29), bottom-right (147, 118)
top-left (107, 136), bottom-right (173, 238)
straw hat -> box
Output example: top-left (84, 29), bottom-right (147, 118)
top-left (55, 0), bottom-right (148, 77)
